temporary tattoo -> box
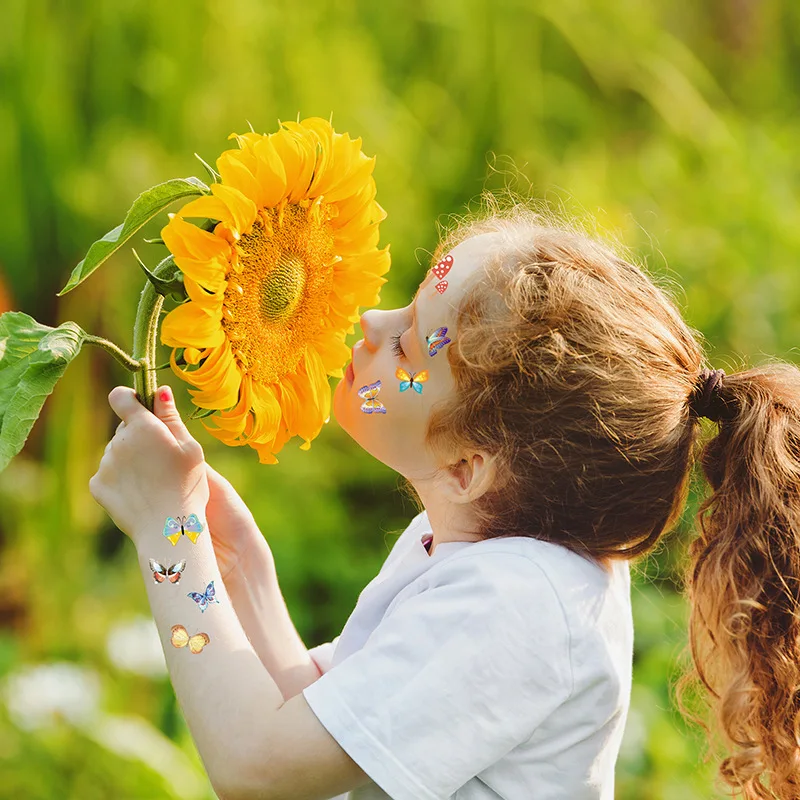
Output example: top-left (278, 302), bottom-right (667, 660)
top-left (432, 254), bottom-right (453, 280)
top-left (149, 559), bottom-right (186, 584)
top-left (396, 368), bottom-right (429, 394)
top-left (187, 580), bottom-right (219, 613)
top-left (426, 326), bottom-right (451, 357)
top-left (170, 624), bottom-right (210, 654)
top-left (358, 380), bottom-right (387, 414)
top-left (163, 514), bottom-right (205, 546)
top-left (432, 255), bottom-right (453, 294)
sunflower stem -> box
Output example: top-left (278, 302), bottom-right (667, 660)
top-left (133, 258), bottom-right (175, 411)
top-left (83, 336), bottom-right (142, 372)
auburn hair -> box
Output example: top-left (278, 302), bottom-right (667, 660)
top-left (424, 197), bottom-right (800, 798)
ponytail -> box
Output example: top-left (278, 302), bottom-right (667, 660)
top-left (681, 363), bottom-right (800, 798)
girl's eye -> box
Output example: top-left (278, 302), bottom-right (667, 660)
top-left (390, 331), bottom-right (406, 359)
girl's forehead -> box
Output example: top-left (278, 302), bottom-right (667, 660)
top-left (415, 232), bottom-right (503, 327)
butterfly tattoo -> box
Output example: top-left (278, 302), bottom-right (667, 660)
top-left (358, 380), bottom-right (387, 414)
top-left (426, 326), bottom-right (451, 357)
top-left (163, 513), bottom-right (205, 546)
top-left (396, 368), bottom-right (429, 394)
top-left (187, 580), bottom-right (219, 613)
top-left (170, 624), bottom-right (210, 654)
top-left (148, 559), bottom-right (186, 584)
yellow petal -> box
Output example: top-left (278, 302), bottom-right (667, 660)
top-left (205, 372), bottom-right (254, 432)
top-left (183, 275), bottom-right (225, 311)
top-left (210, 183), bottom-right (258, 235)
top-left (332, 181), bottom-right (376, 228)
top-left (161, 301), bottom-right (225, 349)
top-left (172, 255), bottom-right (228, 293)
top-left (184, 347), bottom-right (207, 365)
top-left (185, 342), bottom-right (242, 409)
top-left (302, 346), bottom-right (331, 422)
top-left (252, 137), bottom-right (288, 207)
top-left (270, 128), bottom-right (315, 203)
top-left (177, 194), bottom-right (234, 225)
top-left (216, 152), bottom-right (261, 207)
top-left (309, 334), bottom-right (351, 377)
top-left (249, 381), bottom-right (282, 443)
top-left (162, 215), bottom-right (229, 262)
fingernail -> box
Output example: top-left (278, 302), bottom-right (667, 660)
top-left (159, 387), bottom-right (172, 403)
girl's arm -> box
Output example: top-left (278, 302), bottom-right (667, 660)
top-left (132, 499), bottom-right (368, 798)
top-left (204, 463), bottom-right (324, 698)
top-left (91, 387), bottom-right (370, 798)
top-left (222, 539), bottom-right (325, 697)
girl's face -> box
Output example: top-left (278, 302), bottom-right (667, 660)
top-left (333, 233), bottom-right (500, 478)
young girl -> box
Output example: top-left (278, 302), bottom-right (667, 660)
top-left (89, 203), bottom-right (799, 800)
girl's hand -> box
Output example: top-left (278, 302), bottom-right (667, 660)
top-left (89, 385), bottom-right (209, 545)
top-left (205, 461), bottom-right (275, 580)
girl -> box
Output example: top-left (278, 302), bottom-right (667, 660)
top-left (89, 202), bottom-right (800, 800)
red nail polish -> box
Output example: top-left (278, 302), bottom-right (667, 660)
top-left (160, 389), bottom-right (171, 402)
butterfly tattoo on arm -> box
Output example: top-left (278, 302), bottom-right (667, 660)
top-left (163, 514), bottom-right (205, 546)
top-left (148, 559), bottom-right (187, 584)
top-left (187, 580), bottom-right (219, 613)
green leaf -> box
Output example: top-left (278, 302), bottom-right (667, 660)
top-left (189, 406), bottom-right (217, 421)
top-left (57, 177), bottom-right (209, 296)
top-left (0, 312), bottom-right (88, 474)
top-left (132, 251), bottom-right (187, 302)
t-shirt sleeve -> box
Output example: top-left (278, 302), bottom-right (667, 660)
top-left (307, 635), bottom-right (341, 675)
top-left (301, 553), bottom-right (573, 800)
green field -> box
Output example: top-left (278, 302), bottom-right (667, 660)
top-left (1, 1), bottom-right (799, 797)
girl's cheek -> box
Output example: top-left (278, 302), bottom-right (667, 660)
top-left (353, 361), bottom-right (433, 419)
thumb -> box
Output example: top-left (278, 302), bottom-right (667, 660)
top-left (153, 385), bottom-right (195, 448)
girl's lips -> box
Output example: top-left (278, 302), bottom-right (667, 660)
top-left (345, 360), bottom-right (354, 384)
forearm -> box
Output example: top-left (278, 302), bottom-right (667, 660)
top-left (134, 500), bottom-right (283, 791)
top-left (222, 539), bottom-right (323, 699)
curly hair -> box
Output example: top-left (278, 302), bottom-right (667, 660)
top-left (424, 197), bottom-right (800, 797)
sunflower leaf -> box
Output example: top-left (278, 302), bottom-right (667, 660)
top-left (57, 177), bottom-right (210, 297)
top-left (189, 405), bottom-right (217, 420)
top-left (0, 312), bottom-right (88, 474)
top-left (194, 153), bottom-right (220, 183)
top-left (132, 251), bottom-right (187, 302)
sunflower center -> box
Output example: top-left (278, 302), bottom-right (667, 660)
top-left (222, 206), bottom-right (337, 385)
top-left (260, 253), bottom-right (306, 324)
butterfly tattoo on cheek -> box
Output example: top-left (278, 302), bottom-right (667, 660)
top-left (396, 368), bottom-right (429, 394)
top-left (426, 326), bottom-right (451, 356)
top-left (358, 380), bottom-right (387, 414)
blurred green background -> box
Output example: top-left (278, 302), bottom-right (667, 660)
top-left (2, 0), bottom-right (799, 797)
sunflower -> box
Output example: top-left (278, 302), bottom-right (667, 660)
top-left (159, 118), bottom-right (390, 463)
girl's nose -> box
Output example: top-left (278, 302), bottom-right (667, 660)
top-left (359, 309), bottom-right (386, 352)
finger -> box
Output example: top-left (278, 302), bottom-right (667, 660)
top-left (153, 385), bottom-right (196, 449)
top-left (108, 386), bottom-right (148, 424)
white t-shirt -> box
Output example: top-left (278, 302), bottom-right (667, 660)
top-left (302, 511), bottom-right (633, 800)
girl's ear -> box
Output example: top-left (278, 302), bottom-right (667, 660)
top-left (441, 452), bottom-right (498, 504)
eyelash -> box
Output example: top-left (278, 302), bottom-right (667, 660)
top-left (390, 331), bottom-right (406, 358)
